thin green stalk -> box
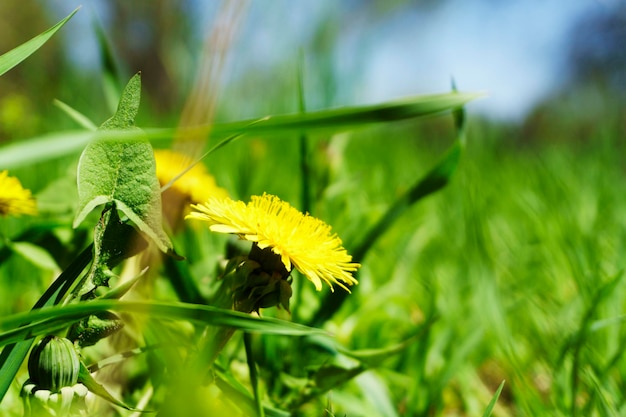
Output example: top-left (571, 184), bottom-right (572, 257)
top-left (293, 51), bottom-right (310, 324)
top-left (244, 332), bottom-right (265, 417)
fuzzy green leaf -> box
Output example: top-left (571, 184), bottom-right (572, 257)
top-left (73, 73), bottom-right (173, 254)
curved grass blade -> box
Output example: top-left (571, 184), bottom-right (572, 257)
top-left (79, 362), bottom-right (150, 412)
top-left (53, 99), bottom-right (97, 130)
top-left (0, 8), bottom-right (79, 76)
top-left (0, 300), bottom-right (325, 347)
top-left (93, 15), bottom-right (124, 114)
top-left (208, 91), bottom-right (480, 137)
top-left (482, 380), bottom-right (505, 417)
top-left (310, 104), bottom-right (467, 326)
top-left (0, 91), bottom-right (480, 169)
top-left (0, 130), bottom-right (96, 170)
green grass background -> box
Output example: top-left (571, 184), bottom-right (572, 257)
top-left (1, 6), bottom-right (625, 416)
top-left (3, 113), bottom-right (626, 416)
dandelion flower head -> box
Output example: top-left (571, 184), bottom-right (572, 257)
top-left (187, 194), bottom-right (360, 291)
top-left (0, 170), bottom-right (37, 217)
top-left (154, 149), bottom-right (228, 203)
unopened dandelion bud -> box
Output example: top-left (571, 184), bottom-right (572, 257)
top-left (27, 336), bottom-right (80, 393)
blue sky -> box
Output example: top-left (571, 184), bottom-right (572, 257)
top-left (46, 0), bottom-right (615, 122)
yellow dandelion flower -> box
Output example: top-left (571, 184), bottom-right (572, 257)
top-left (0, 170), bottom-right (37, 217)
top-left (187, 193), bottom-right (360, 292)
top-left (154, 149), bottom-right (228, 203)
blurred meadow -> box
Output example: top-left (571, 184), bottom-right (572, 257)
top-left (1, 1), bottom-right (625, 416)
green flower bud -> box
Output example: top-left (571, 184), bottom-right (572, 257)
top-left (27, 336), bottom-right (80, 393)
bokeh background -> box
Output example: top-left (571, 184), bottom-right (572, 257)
top-left (1, 1), bottom-right (626, 416)
top-left (1, 0), bottom-right (624, 136)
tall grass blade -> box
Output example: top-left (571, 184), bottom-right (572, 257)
top-left (310, 104), bottom-right (467, 326)
top-left (244, 332), bottom-right (265, 417)
top-left (482, 380), bottom-right (505, 417)
top-left (0, 300), bottom-right (325, 347)
top-left (0, 8), bottom-right (79, 76)
top-left (93, 16), bottom-right (123, 113)
top-left (53, 99), bottom-right (97, 130)
top-left (556, 271), bottom-right (624, 417)
top-left (0, 92), bottom-right (480, 169)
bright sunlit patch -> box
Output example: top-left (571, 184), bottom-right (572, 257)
top-left (0, 170), bottom-right (37, 217)
top-left (187, 193), bottom-right (360, 291)
top-left (154, 149), bottom-right (229, 203)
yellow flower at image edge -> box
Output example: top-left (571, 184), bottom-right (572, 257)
top-left (0, 170), bottom-right (37, 217)
top-left (187, 194), bottom-right (360, 292)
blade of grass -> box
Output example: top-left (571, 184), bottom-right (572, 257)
top-left (0, 300), bottom-right (326, 347)
top-left (207, 91), bottom-right (480, 137)
top-left (214, 362), bottom-right (290, 417)
top-left (0, 7), bottom-right (79, 76)
top-left (293, 51), bottom-right (310, 324)
top-left (482, 380), bottom-right (505, 417)
top-left (244, 332), bottom-right (265, 417)
top-left (93, 15), bottom-right (123, 114)
top-left (297, 49), bottom-right (311, 214)
top-left (53, 99), bottom-right (98, 130)
top-left (309, 104), bottom-right (467, 327)
top-left (555, 272), bottom-right (624, 417)
top-left (0, 91), bottom-right (480, 169)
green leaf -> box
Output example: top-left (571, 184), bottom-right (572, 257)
top-left (74, 205), bottom-right (147, 297)
top-left (482, 380), bottom-right (505, 417)
top-left (312, 363), bottom-right (366, 392)
top-left (73, 73), bottom-right (173, 254)
top-left (207, 91), bottom-right (481, 137)
top-left (93, 16), bottom-right (123, 114)
top-left (78, 362), bottom-right (147, 412)
top-left (99, 267), bottom-right (148, 300)
top-left (99, 72), bottom-right (141, 130)
top-left (0, 300), bottom-right (325, 348)
top-left (213, 362), bottom-right (291, 417)
top-left (244, 333), bottom-right (265, 417)
top-left (0, 130), bottom-right (94, 170)
top-left (0, 8), bottom-right (79, 76)
top-left (288, 362), bottom-right (366, 409)
top-left (53, 99), bottom-right (97, 130)
top-left (0, 91), bottom-right (481, 169)
top-left (310, 104), bottom-right (468, 327)
top-left (8, 241), bottom-right (59, 271)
